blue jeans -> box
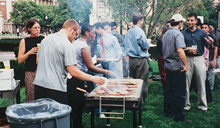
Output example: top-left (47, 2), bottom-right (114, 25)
top-left (207, 61), bottom-right (215, 90)
top-left (164, 70), bottom-right (186, 122)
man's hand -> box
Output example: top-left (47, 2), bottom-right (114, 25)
top-left (180, 65), bottom-right (187, 73)
top-left (106, 71), bottom-right (118, 78)
top-left (28, 47), bottom-right (38, 55)
top-left (185, 49), bottom-right (195, 54)
top-left (92, 76), bottom-right (106, 85)
top-left (124, 55), bottom-right (129, 62)
top-left (211, 61), bottom-right (216, 67)
top-left (205, 37), bottom-right (214, 45)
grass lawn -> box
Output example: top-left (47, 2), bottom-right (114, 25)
top-left (1, 61), bottom-right (220, 128)
top-left (0, 34), bottom-right (17, 36)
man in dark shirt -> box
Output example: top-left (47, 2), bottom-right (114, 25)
top-left (182, 13), bottom-right (213, 112)
top-left (162, 14), bottom-right (191, 123)
top-left (215, 25), bottom-right (220, 89)
top-left (202, 23), bottom-right (218, 90)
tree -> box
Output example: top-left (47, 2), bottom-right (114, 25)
top-left (39, 4), bottom-right (59, 27)
top-left (184, 0), bottom-right (219, 28)
top-left (9, 1), bottom-right (45, 27)
top-left (50, 0), bottom-right (72, 28)
top-left (69, 0), bottom-right (92, 23)
top-left (107, 0), bottom-right (199, 38)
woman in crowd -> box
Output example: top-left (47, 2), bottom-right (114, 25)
top-left (157, 25), bottom-right (169, 93)
top-left (67, 23), bottom-right (116, 128)
top-left (18, 18), bottom-right (44, 102)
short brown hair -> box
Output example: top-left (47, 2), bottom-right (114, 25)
top-left (26, 18), bottom-right (40, 34)
top-left (62, 19), bottom-right (80, 31)
top-left (132, 13), bottom-right (144, 25)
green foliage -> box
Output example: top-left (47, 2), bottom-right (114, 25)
top-left (9, 0), bottom-right (93, 28)
top-left (69, 0), bottom-right (92, 23)
top-left (9, 1), bottom-right (45, 26)
top-left (39, 4), bottom-right (59, 27)
top-left (50, 0), bottom-right (72, 27)
top-left (184, 0), bottom-right (219, 28)
top-left (106, 0), bottom-right (199, 38)
top-left (0, 39), bottom-right (21, 57)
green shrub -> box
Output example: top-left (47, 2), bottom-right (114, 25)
top-left (0, 39), bottom-right (21, 57)
top-left (0, 59), bottom-right (25, 87)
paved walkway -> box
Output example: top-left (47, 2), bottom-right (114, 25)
top-left (0, 35), bottom-right (27, 39)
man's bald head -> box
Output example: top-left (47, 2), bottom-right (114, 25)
top-left (62, 19), bottom-right (80, 31)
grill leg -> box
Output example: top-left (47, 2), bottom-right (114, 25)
top-left (91, 108), bottom-right (94, 128)
top-left (138, 105), bottom-right (142, 127)
top-left (106, 110), bottom-right (110, 127)
top-left (16, 88), bottom-right (20, 104)
top-left (133, 110), bottom-right (137, 128)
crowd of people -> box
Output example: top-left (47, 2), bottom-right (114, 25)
top-left (158, 13), bottom-right (220, 123)
top-left (16, 12), bottom-right (220, 127)
top-left (17, 13), bottom-right (148, 128)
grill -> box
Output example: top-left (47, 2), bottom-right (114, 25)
top-left (86, 79), bottom-right (144, 128)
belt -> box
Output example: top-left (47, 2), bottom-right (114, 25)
top-left (186, 54), bottom-right (202, 57)
top-left (129, 56), bottom-right (148, 59)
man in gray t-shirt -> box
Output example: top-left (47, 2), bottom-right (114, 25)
top-left (162, 14), bottom-right (190, 123)
top-left (34, 19), bottom-right (105, 104)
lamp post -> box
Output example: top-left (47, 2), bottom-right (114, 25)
top-left (45, 16), bottom-right (48, 36)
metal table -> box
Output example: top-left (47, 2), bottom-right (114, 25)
top-left (86, 79), bottom-right (144, 128)
top-left (0, 80), bottom-right (20, 106)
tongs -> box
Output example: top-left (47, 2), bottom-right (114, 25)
top-left (76, 87), bottom-right (89, 96)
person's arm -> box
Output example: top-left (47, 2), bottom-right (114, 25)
top-left (36, 56), bottom-right (39, 65)
top-left (66, 65), bottom-right (105, 85)
top-left (113, 37), bottom-right (123, 61)
top-left (211, 46), bottom-right (218, 67)
top-left (204, 34), bottom-right (214, 50)
top-left (139, 31), bottom-right (149, 51)
top-left (81, 47), bottom-right (117, 77)
top-left (96, 48), bottom-right (105, 61)
top-left (18, 39), bottom-right (38, 63)
top-left (115, 54), bottom-right (121, 61)
top-left (177, 48), bottom-right (187, 73)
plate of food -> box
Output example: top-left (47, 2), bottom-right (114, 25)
top-left (149, 44), bottom-right (157, 47)
top-left (213, 69), bottom-right (220, 73)
top-left (184, 47), bottom-right (195, 51)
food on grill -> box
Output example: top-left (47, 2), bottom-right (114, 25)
top-left (107, 91), bottom-right (120, 95)
top-left (127, 85), bottom-right (138, 88)
top-left (107, 85), bottom-right (127, 87)
top-left (94, 89), bottom-right (106, 94)
top-left (94, 85), bottom-right (136, 95)
top-left (119, 91), bottom-right (130, 95)
top-left (129, 81), bottom-right (138, 85)
top-left (108, 81), bottom-right (138, 85)
top-left (126, 88), bottom-right (135, 91)
top-left (184, 47), bottom-right (194, 50)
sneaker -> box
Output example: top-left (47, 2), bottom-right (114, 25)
top-left (100, 113), bottom-right (106, 118)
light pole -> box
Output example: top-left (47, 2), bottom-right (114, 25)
top-left (45, 16), bottom-right (48, 36)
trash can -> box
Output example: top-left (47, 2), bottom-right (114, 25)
top-left (6, 98), bottom-right (71, 128)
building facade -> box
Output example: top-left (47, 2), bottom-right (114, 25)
top-left (214, 0), bottom-right (220, 6)
top-left (89, 0), bottom-right (113, 25)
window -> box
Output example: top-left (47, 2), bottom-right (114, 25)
top-left (1, 2), bottom-right (5, 5)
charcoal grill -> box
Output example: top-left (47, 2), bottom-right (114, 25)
top-left (86, 79), bottom-right (144, 128)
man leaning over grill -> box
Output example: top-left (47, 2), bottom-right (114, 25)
top-left (124, 13), bottom-right (149, 103)
top-left (34, 19), bottom-right (105, 105)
